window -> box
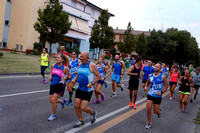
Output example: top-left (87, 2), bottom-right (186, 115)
top-left (71, 0), bottom-right (76, 7)
top-left (91, 9), bottom-right (94, 18)
top-left (16, 44), bottom-right (19, 50)
top-left (5, 20), bottom-right (9, 26)
top-left (7, 0), bottom-right (11, 2)
top-left (20, 45), bottom-right (23, 50)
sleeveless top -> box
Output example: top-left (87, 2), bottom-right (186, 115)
top-left (162, 68), bottom-right (167, 76)
top-left (51, 64), bottom-right (65, 85)
top-left (148, 73), bottom-right (163, 98)
top-left (193, 73), bottom-right (200, 85)
top-left (179, 77), bottom-right (190, 93)
top-left (130, 64), bottom-right (141, 80)
top-left (113, 60), bottom-right (121, 75)
top-left (77, 61), bottom-right (94, 92)
top-left (69, 58), bottom-right (79, 77)
top-left (41, 53), bottom-right (48, 66)
top-left (97, 64), bottom-right (105, 78)
top-left (103, 59), bottom-right (107, 66)
top-left (170, 71), bottom-right (179, 82)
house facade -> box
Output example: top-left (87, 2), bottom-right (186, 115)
top-left (0, 0), bottom-right (114, 54)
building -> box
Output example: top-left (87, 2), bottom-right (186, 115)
top-left (0, 0), bottom-right (114, 53)
top-left (111, 28), bottom-right (151, 57)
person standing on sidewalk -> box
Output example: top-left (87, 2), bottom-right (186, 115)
top-left (178, 70), bottom-right (194, 112)
top-left (48, 54), bottom-right (71, 121)
top-left (39, 48), bottom-right (51, 83)
top-left (93, 56), bottom-right (110, 104)
top-left (190, 68), bottom-right (200, 103)
top-left (145, 63), bottom-right (168, 129)
top-left (72, 51), bottom-right (101, 128)
top-left (111, 54), bottom-right (126, 97)
top-left (127, 57), bottom-right (142, 109)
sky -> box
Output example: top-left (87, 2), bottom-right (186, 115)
top-left (89, 0), bottom-right (200, 47)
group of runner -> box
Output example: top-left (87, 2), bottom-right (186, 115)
top-left (39, 46), bottom-right (200, 129)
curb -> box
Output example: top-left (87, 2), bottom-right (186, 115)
top-left (0, 72), bottom-right (50, 76)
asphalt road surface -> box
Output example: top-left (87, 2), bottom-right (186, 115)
top-left (0, 74), bottom-right (200, 133)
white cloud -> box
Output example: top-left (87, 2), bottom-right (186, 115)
top-left (181, 22), bottom-right (198, 29)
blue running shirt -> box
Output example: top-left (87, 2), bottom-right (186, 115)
top-left (143, 66), bottom-right (154, 80)
top-left (69, 58), bottom-right (79, 77)
top-left (77, 61), bottom-right (94, 92)
top-left (148, 73), bottom-right (163, 98)
top-left (113, 61), bottom-right (121, 75)
top-left (97, 64), bottom-right (105, 78)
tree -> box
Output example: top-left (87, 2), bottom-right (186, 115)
top-left (135, 33), bottom-right (147, 57)
top-left (34, 0), bottom-right (71, 55)
top-left (118, 22), bottom-right (135, 54)
top-left (89, 10), bottom-right (114, 49)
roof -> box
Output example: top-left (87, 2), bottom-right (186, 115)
top-left (114, 29), bottom-right (151, 36)
top-left (81, 0), bottom-right (115, 17)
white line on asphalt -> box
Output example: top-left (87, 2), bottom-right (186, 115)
top-left (64, 97), bottom-right (147, 133)
top-left (0, 80), bottom-right (128, 98)
top-left (0, 75), bottom-right (43, 79)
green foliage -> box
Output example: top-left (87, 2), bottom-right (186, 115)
top-left (110, 48), bottom-right (116, 59)
top-left (33, 42), bottom-right (43, 52)
top-left (10, 48), bottom-right (17, 54)
top-left (0, 52), bottom-right (3, 56)
top-left (34, 0), bottom-right (71, 55)
top-left (135, 33), bottom-right (147, 57)
top-left (118, 22), bottom-right (135, 54)
top-left (72, 47), bottom-right (80, 55)
top-left (89, 10), bottom-right (114, 49)
top-left (33, 49), bottom-right (40, 55)
top-left (66, 47), bottom-right (73, 53)
top-left (105, 54), bottom-right (110, 60)
top-left (57, 45), bottom-right (61, 53)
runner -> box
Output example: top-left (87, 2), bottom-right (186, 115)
top-left (127, 57), bottom-right (142, 109)
top-left (101, 53), bottom-right (110, 88)
top-left (58, 46), bottom-right (71, 66)
top-left (93, 56), bottom-right (110, 104)
top-left (130, 56), bottom-right (135, 66)
top-left (111, 54), bottom-right (126, 97)
top-left (178, 70), bottom-right (194, 112)
top-left (161, 63), bottom-right (167, 77)
top-left (145, 63), bottom-right (168, 129)
top-left (72, 51), bottom-right (101, 128)
top-left (190, 68), bottom-right (200, 103)
top-left (66, 51), bottom-right (81, 106)
top-left (141, 59), bottom-right (147, 70)
top-left (141, 60), bottom-right (154, 97)
top-left (39, 48), bottom-right (51, 83)
top-left (47, 54), bottom-right (71, 121)
top-left (169, 66), bottom-right (180, 100)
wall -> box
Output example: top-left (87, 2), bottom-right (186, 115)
top-left (0, 0), bottom-right (6, 44)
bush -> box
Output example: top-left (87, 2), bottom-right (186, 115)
top-left (10, 48), bottom-right (17, 54)
top-left (105, 54), bottom-right (110, 60)
top-left (33, 49), bottom-right (40, 55)
top-left (66, 47), bottom-right (73, 53)
top-left (72, 47), bottom-right (80, 55)
top-left (0, 52), bottom-right (3, 56)
top-left (33, 42), bottom-right (43, 52)
top-left (57, 45), bottom-right (61, 53)
top-left (26, 49), bottom-right (33, 55)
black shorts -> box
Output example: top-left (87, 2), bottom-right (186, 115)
top-left (147, 95), bottom-right (162, 104)
top-left (194, 85), bottom-right (200, 90)
top-left (142, 79), bottom-right (147, 84)
top-left (49, 83), bottom-right (66, 97)
top-left (128, 79), bottom-right (139, 90)
top-left (75, 89), bottom-right (93, 101)
top-left (169, 81), bottom-right (177, 86)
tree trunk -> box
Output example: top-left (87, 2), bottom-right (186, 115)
top-left (49, 43), bottom-right (52, 57)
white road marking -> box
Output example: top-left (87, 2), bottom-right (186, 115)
top-left (0, 80), bottom-right (128, 98)
top-left (0, 75), bottom-right (43, 79)
top-left (64, 98), bottom-right (147, 133)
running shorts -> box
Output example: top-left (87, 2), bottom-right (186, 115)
top-left (128, 79), bottom-right (139, 90)
top-left (147, 95), bottom-right (162, 104)
top-left (179, 91), bottom-right (190, 95)
top-left (142, 79), bottom-right (147, 84)
top-left (194, 85), bottom-right (200, 90)
top-left (112, 74), bottom-right (121, 83)
top-left (169, 81), bottom-right (177, 86)
top-left (49, 83), bottom-right (66, 97)
top-left (98, 80), bottom-right (104, 85)
top-left (75, 89), bottom-right (93, 101)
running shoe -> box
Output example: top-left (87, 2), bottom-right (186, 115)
top-left (66, 100), bottom-right (73, 106)
top-left (111, 93), bottom-right (117, 97)
top-left (145, 123), bottom-right (152, 129)
top-left (133, 103), bottom-right (137, 109)
top-left (93, 100), bottom-right (100, 104)
top-left (48, 114), bottom-right (56, 121)
top-left (178, 109), bottom-right (183, 113)
top-left (105, 81), bottom-right (108, 88)
top-left (169, 97), bottom-right (172, 100)
top-left (184, 106), bottom-right (187, 112)
top-left (143, 93), bottom-right (146, 97)
top-left (121, 84), bottom-right (124, 91)
top-left (91, 110), bottom-right (97, 123)
top-left (61, 99), bottom-right (67, 109)
top-left (73, 120), bottom-right (85, 128)
top-left (169, 94), bottom-right (171, 97)
top-left (101, 93), bottom-right (105, 101)
top-left (129, 102), bottom-right (133, 107)
top-left (194, 96), bottom-right (196, 100)
top-left (43, 79), bottom-right (47, 84)
top-left (157, 108), bottom-right (161, 118)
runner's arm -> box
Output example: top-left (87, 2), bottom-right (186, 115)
top-left (103, 66), bottom-right (110, 79)
top-left (64, 66), bottom-right (71, 80)
top-left (121, 62), bottom-right (126, 76)
top-left (189, 77), bottom-right (194, 87)
top-left (91, 63), bottom-right (101, 83)
top-left (106, 60), bottom-right (110, 70)
top-left (162, 75), bottom-right (168, 93)
top-left (127, 65), bottom-right (138, 76)
top-left (48, 64), bottom-right (54, 81)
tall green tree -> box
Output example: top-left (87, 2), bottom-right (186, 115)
top-left (118, 22), bottom-right (135, 54)
top-left (89, 10), bottom-right (114, 49)
top-left (34, 0), bottom-right (71, 55)
top-left (135, 33), bottom-right (147, 57)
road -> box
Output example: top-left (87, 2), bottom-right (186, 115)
top-left (0, 74), bottom-right (200, 133)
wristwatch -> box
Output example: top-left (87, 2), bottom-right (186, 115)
top-left (91, 81), bottom-right (94, 85)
